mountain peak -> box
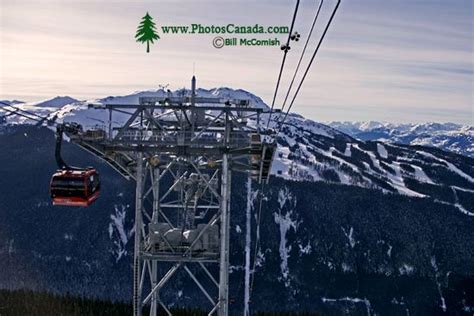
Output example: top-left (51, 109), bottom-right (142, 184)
top-left (0, 100), bottom-right (25, 106)
top-left (94, 86), bottom-right (269, 109)
top-left (34, 96), bottom-right (79, 108)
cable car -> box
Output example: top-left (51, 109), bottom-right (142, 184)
top-left (49, 124), bottom-right (101, 207)
top-left (50, 168), bottom-right (100, 207)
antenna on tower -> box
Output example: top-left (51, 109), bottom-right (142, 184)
top-left (191, 75), bottom-right (196, 106)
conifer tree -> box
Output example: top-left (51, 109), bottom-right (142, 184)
top-left (135, 12), bottom-right (160, 53)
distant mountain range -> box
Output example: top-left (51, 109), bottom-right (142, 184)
top-left (328, 121), bottom-right (473, 158)
top-left (2, 95), bottom-right (471, 158)
top-left (0, 88), bottom-right (473, 314)
top-left (1, 96), bottom-right (78, 108)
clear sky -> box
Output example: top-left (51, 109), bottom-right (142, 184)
top-left (0, 0), bottom-right (473, 124)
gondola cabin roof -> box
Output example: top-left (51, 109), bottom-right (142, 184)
top-left (52, 168), bottom-right (97, 178)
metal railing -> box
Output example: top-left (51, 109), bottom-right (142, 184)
top-left (114, 130), bottom-right (254, 147)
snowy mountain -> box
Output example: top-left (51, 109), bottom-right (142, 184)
top-left (34, 96), bottom-right (79, 108)
top-left (1, 90), bottom-right (473, 215)
top-left (0, 100), bottom-right (24, 106)
top-left (0, 88), bottom-right (473, 314)
top-left (272, 115), bottom-right (474, 214)
top-left (328, 121), bottom-right (474, 158)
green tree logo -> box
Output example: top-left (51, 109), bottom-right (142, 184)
top-left (135, 12), bottom-right (160, 53)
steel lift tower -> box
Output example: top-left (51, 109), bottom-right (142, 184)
top-left (65, 76), bottom-right (275, 315)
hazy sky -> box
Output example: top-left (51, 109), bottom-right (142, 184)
top-left (0, 0), bottom-right (473, 124)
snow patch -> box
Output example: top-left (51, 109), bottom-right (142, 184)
top-left (451, 187), bottom-right (474, 216)
top-left (354, 144), bottom-right (425, 197)
top-left (431, 256), bottom-right (447, 312)
top-left (298, 242), bottom-right (312, 255)
top-left (341, 263), bottom-right (353, 273)
top-left (229, 265), bottom-right (244, 274)
top-left (454, 203), bottom-right (474, 216)
top-left (274, 187), bottom-right (297, 287)
top-left (108, 205), bottom-right (133, 262)
top-left (417, 150), bottom-right (473, 183)
top-left (412, 165), bottom-right (435, 184)
top-left (377, 143), bottom-right (388, 159)
top-left (344, 143), bottom-right (352, 157)
top-left (342, 227), bottom-right (356, 248)
top-left (399, 264), bottom-right (415, 275)
top-left (322, 297), bottom-right (372, 315)
top-left (254, 249), bottom-right (266, 268)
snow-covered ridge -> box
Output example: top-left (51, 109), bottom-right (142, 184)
top-left (94, 87), bottom-right (269, 109)
top-left (272, 115), bottom-right (473, 213)
top-left (1, 88), bottom-right (473, 214)
top-left (0, 100), bottom-right (24, 106)
top-left (328, 121), bottom-right (473, 158)
top-left (0, 87), bottom-right (272, 127)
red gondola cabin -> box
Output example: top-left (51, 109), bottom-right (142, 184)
top-left (50, 168), bottom-right (100, 207)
